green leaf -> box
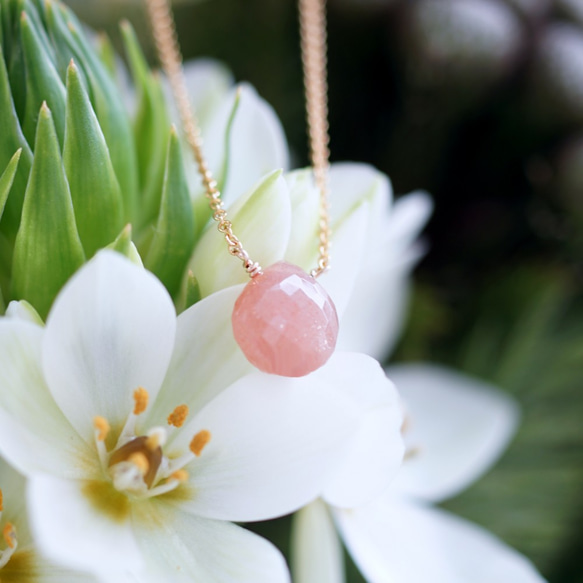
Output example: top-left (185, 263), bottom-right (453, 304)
top-left (64, 60), bottom-right (124, 257)
top-left (6, 1), bottom-right (27, 122)
top-left (0, 285), bottom-right (4, 316)
top-left (106, 224), bottom-right (143, 267)
top-left (184, 271), bottom-right (201, 310)
top-left (0, 43), bottom-right (32, 240)
top-left (12, 103), bottom-right (85, 319)
top-left (20, 10), bottom-right (66, 148)
top-left (120, 20), bottom-right (169, 229)
top-left (96, 32), bottom-right (116, 79)
top-left (46, 3), bottom-right (139, 224)
top-left (146, 126), bottom-right (195, 298)
top-left (0, 148), bottom-right (22, 222)
top-left (21, 0), bottom-right (55, 66)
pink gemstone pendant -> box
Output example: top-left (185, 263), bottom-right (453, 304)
top-left (232, 261), bottom-right (339, 377)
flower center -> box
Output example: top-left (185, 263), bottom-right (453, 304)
top-left (93, 388), bottom-right (211, 499)
top-left (0, 490), bottom-right (17, 569)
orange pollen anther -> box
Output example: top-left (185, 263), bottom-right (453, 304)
top-left (133, 387), bottom-right (149, 415)
top-left (94, 416), bottom-right (110, 441)
top-left (190, 430), bottom-right (211, 457)
top-left (3, 523), bottom-right (16, 549)
top-left (127, 452), bottom-right (150, 476)
top-left (171, 469), bottom-right (189, 482)
top-left (167, 404), bottom-right (189, 428)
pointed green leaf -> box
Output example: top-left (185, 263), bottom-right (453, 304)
top-left (12, 103), bottom-right (85, 319)
top-left (0, 2), bottom-right (4, 51)
top-left (0, 148), bottom-right (22, 222)
top-left (20, 10), bottom-right (66, 147)
top-left (0, 43), bottom-right (32, 240)
top-left (64, 60), bottom-right (124, 257)
top-left (121, 20), bottom-right (169, 229)
top-left (184, 271), bottom-right (201, 309)
top-left (106, 224), bottom-right (144, 266)
top-left (96, 32), bottom-right (116, 79)
top-left (47, 4), bottom-right (139, 224)
top-left (146, 127), bottom-right (195, 298)
top-left (0, 231), bottom-right (12, 306)
top-left (7, 1), bottom-right (27, 122)
top-left (21, 0), bottom-right (55, 66)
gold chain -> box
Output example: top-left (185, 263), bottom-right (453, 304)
top-left (144, 0), bottom-right (331, 278)
top-left (299, 0), bottom-right (331, 277)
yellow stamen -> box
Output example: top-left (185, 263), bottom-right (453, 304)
top-left (404, 446), bottom-right (421, 461)
top-left (171, 469), bottom-right (189, 482)
top-left (167, 404), bottom-right (189, 428)
top-left (127, 452), bottom-right (150, 476)
top-left (94, 416), bottom-right (110, 441)
top-left (190, 430), bottom-right (211, 457)
top-left (145, 427), bottom-right (166, 451)
top-left (3, 523), bottom-right (16, 549)
top-left (133, 387), bottom-right (149, 415)
top-left (0, 488), bottom-right (3, 512)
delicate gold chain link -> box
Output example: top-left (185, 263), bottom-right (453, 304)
top-left (299, 0), bottom-right (332, 277)
top-left (144, 0), bottom-right (331, 278)
top-left (145, 0), bottom-right (263, 277)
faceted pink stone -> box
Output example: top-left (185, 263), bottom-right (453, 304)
top-left (232, 261), bottom-right (339, 377)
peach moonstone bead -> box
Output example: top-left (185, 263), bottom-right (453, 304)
top-left (232, 261), bottom-right (339, 377)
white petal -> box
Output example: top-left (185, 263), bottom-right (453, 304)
top-left (384, 191), bottom-right (433, 257)
top-left (291, 499), bottom-right (345, 583)
top-left (198, 84), bottom-right (289, 210)
top-left (183, 58), bottom-right (233, 122)
top-left (335, 496), bottom-right (546, 583)
top-left (0, 321), bottom-right (95, 478)
top-left (337, 190), bottom-right (432, 360)
top-left (317, 201), bottom-right (369, 317)
top-left (284, 169), bottom-right (321, 268)
top-left (5, 300), bottom-right (44, 325)
top-left (143, 285), bottom-right (253, 428)
top-left (387, 364), bottom-right (520, 502)
top-left (221, 84), bottom-right (290, 205)
top-left (43, 252), bottom-right (176, 444)
top-left (0, 455), bottom-right (28, 532)
top-left (129, 500), bottom-right (290, 583)
top-left (170, 354), bottom-right (363, 522)
top-left (284, 168), bottom-right (368, 316)
top-left (320, 354), bottom-right (404, 508)
top-left (0, 459), bottom-right (100, 583)
top-left (328, 163), bottom-right (392, 226)
top-left (336, 258), bottom-right (412, 361)
top-left (189, 170), bottom-right (291, 297)
top-left (28, 475), bottom-right (142, 578)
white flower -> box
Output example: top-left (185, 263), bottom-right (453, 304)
top-left (0, 455), bottom-right (97, 582)
top-left (173, 59), bottom-right (290, 215)
top-left (292, 365), bottom-right (547, 583)
top-left (0, 250), bottom-right (389, 582)
top-left (189, 162), bottom-right (431, 354)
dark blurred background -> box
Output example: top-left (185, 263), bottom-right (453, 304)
top-left (66, 1), bottom-right (583, 581)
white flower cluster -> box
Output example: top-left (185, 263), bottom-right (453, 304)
top-left (0, 61), bottom-right (546, 582)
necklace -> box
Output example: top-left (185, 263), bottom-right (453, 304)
top-left (145, 0), bottom-right (338, 377)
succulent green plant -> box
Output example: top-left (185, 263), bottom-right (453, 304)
top-left (0, 0), bottom-right (195, 318)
